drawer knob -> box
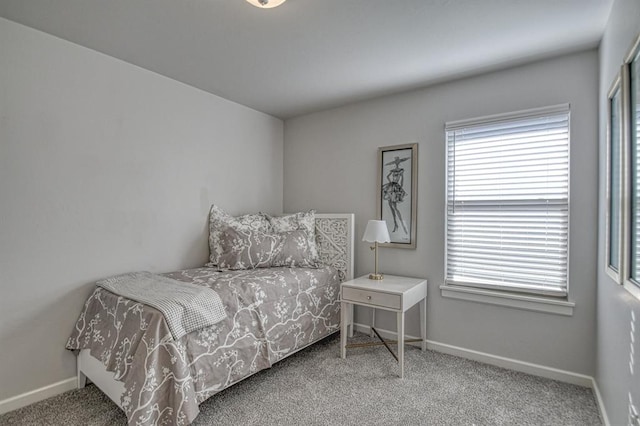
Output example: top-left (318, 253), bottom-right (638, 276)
top-left (367, 296), bottom-right (372, 300)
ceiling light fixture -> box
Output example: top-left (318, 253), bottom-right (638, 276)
top-left (246, 0), bottom-right (286, 8)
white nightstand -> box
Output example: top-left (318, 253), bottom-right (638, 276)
top-left (340, 275), bottom-right (427, 378)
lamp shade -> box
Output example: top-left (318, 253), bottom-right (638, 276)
top-left (362, 220), bottom-right (391, 243)
top-left (246, 0), bottom-right (287, 8)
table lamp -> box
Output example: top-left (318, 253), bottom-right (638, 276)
top-left (362, 220), bottom-right (391, 280)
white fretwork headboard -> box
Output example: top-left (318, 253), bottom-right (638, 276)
top-left (314, 214), bottom-right (354, 282)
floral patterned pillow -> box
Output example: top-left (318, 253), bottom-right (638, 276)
top-left (217, 227), bottom-right (320, 270)
top-left (207, 204), bottom-right (271, 267)
top-left (263, 210), bottom-right (319, 263)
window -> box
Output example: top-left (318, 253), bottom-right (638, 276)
top-left (445, 105), bottom-right (570, 297)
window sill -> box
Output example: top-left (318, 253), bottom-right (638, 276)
top-left (623, 281), bottom-right (640, 301)
top-left (439, 284), bottom-right (575, 316)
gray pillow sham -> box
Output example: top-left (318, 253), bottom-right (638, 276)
top-left (263, 210), bottom-right (319, 263)
top-left (217, 227), bottom-right (320, 270)
top-left (207, 204), bottom-right (271, 267)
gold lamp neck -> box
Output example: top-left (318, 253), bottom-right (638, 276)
top-left (369, 241), bottom-right (384, 280)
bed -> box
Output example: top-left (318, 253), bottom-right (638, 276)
top-left (66, 212), bottom-right (354, 426)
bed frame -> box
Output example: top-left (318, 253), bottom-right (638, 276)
top-left (77, 213), bottom-right (354, 408)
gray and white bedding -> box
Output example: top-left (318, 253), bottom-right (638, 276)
top-left (67, 265), bottom-right (341, 426)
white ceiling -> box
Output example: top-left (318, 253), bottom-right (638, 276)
top-left (0, 0), bottom-right (613, 119)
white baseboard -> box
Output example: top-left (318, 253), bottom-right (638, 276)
top-left (0, 377), bottom-right (76, 415)
top-left (352, 322), bottom-right (593, 387)
top-left (591, 378), bottom-right (610, 426)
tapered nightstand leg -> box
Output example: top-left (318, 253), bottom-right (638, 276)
top-left (348, 303), bottom-right (354, 337)
top-left (341, 301), bottom-right (348, 359)
top-left (397, 312), bottom-right (405, 379)
top-left (420, 298), bottom-right (427, 352)
top-left (370, 308), bottom-right (376, 337)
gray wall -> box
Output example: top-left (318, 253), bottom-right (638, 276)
top-left (0, 17), bottom-right (283, 400)
top-left (284, 50), bottom-right (598, 375)
top-left (597, 0), bottom-right (640, 424)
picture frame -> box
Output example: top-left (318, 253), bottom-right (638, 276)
top-left (605, 71), bottom-right (623, 283)
top-left (377, 143), bottom-right (418, 248)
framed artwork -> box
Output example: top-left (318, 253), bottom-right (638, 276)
top-left (605, 72), bottom-right (623, 283)
top-left (377, 143), bottom-right (418, 248)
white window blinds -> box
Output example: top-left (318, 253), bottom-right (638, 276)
top-left (445, 105), bottom-right (570, 297)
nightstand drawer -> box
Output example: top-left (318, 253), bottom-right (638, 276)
top-left (342, 287), bottom-right (401, 310)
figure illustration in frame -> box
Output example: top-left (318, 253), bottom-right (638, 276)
top-left (382, 156), bottom-right (409, 234)
top-left (377, 143), bottom-right (417, 248)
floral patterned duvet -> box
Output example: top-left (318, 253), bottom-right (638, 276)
top-left (66, 266), bottom-right (341, 425)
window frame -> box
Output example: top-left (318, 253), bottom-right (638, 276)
top-left (622, 34), bottom-right (640, 301)
top-left (606, 72), bottom-right (623, 283)
top-left (443, 104), bottom-right (571, 300)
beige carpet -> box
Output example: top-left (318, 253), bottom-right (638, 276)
top-left (0, 333), bottom-right (602, 425)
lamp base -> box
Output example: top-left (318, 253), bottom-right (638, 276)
top-left (368, 273), bottom-right (384, 280)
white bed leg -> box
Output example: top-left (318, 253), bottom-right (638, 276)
top-left (77, 355), bottom-right (87, 388)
